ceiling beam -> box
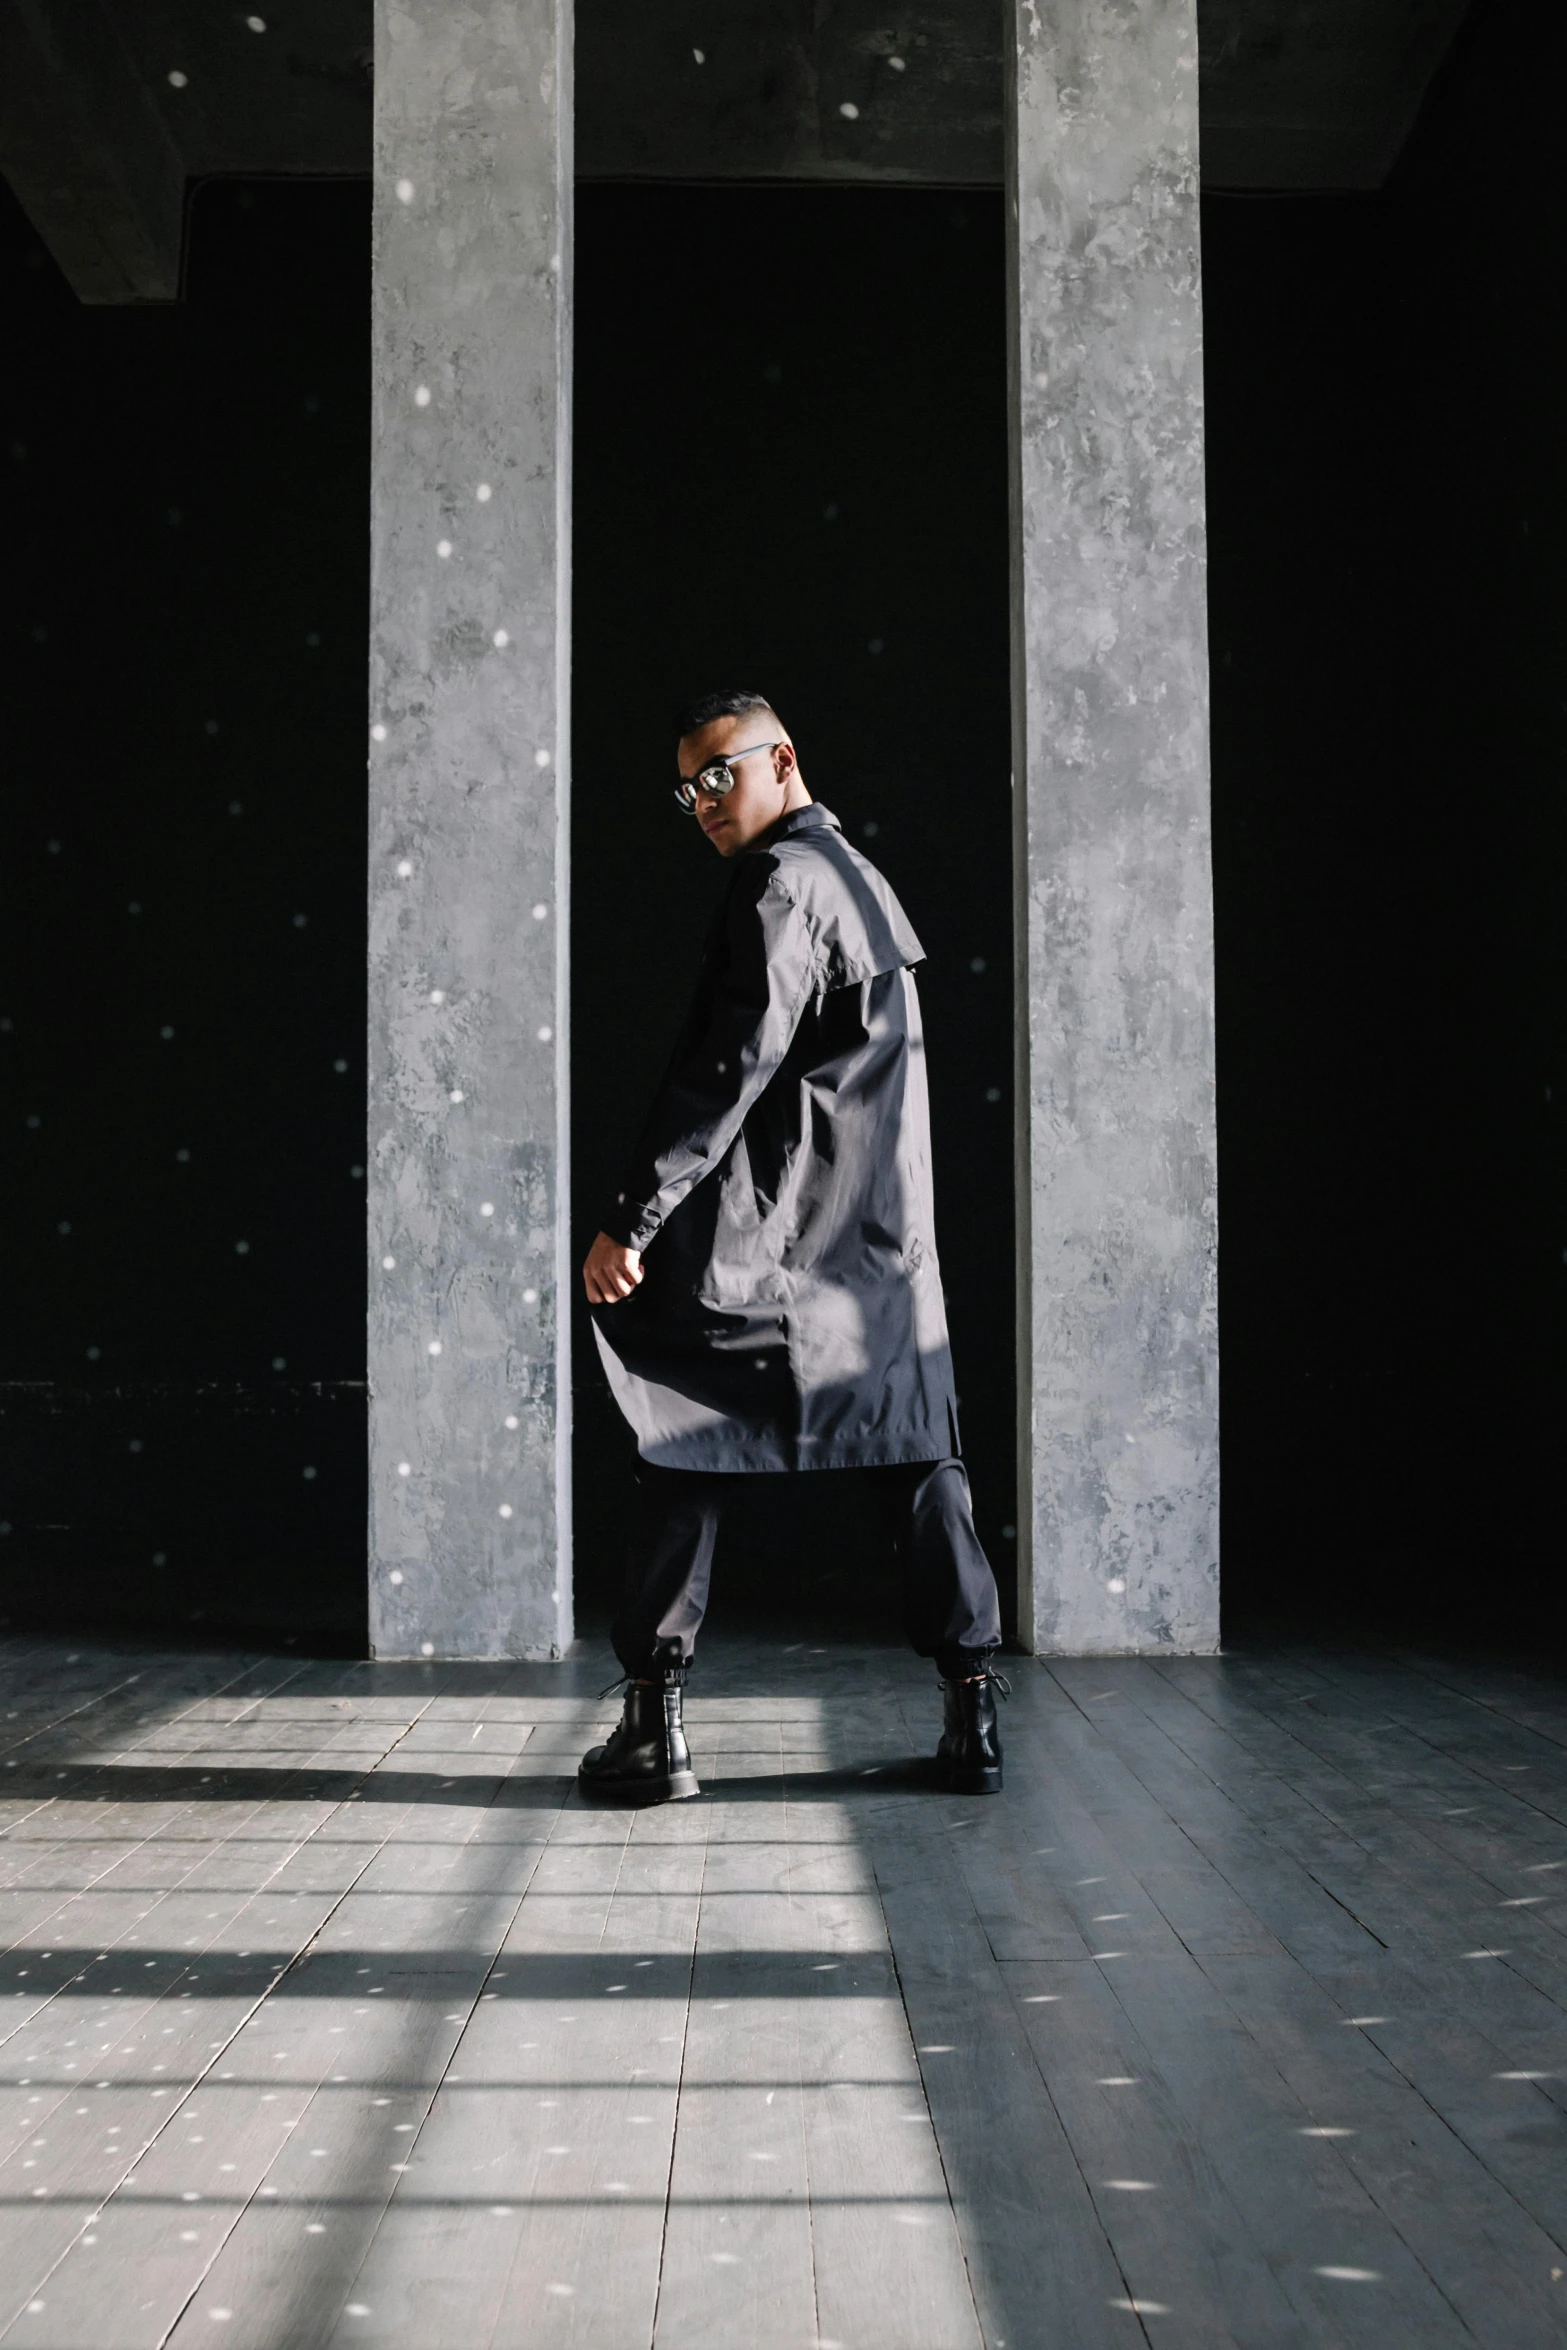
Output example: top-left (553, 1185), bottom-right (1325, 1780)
top-left (0, 0), bottom-right (1479, 303)
top-left (0, 0), bottom-right (187, 302)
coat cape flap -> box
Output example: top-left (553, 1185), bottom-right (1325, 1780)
top-left (759, 814), bottom-right (926, 993)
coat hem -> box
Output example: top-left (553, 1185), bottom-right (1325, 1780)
top-left (635, 1433), bottom-right (957, 1474)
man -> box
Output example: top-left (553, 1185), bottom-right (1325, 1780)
top-left (580, 690), bottom-right (1005, 1802)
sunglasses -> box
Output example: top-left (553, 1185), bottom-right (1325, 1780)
top-left (673, 741), bottom-right (785, 814)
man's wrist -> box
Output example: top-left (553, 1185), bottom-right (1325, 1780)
top-left (600, 1202), bottom-right (657, 1252)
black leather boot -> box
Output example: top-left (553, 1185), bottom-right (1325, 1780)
top-left (578, 1671), bottom-right (699, 1804)
top-left (936, 1668), bottom-right (1008, 1794)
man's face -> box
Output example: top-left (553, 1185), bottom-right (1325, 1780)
top-left (677, 716), bottom-right (796, 857)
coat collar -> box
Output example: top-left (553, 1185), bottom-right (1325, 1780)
top-left (748, 800), bottom-right (840, 852)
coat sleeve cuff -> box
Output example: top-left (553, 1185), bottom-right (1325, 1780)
top-left (601, 1194), bottom-right (660, 1252)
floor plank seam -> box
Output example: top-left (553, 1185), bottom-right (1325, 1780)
top-left (869, 1735), bottom-right (1056, 2350)
top-left (0, 1674), bottom-right (446, 2345)
top-left (0, 1679), bottom-right (357, 2079)
top-left (3, 1641), bottom-right (1565, 2348)
top-left (344, 1759), bottom-right (562, 2350)
top-left (0, 1655), bottom-right (298, 1845)
top-left (1072, 1663), bottom-right (1567, 2309)
top-left (1, 1912), bottom-right (316, 2341)
top-left (645, 1798), bottom-right (705, 2350)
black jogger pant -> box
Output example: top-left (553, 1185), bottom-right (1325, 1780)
top-left (610, 1457), bottom-right (1003, 1683)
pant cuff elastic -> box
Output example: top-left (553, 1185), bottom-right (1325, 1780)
top-left (934, 1644), bottom-right (1000, 1682)
top-left (612, 1640), bottom-right (690, 1684)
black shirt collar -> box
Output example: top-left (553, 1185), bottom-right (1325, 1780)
top-left (750, 801), bottom-right (840, 851)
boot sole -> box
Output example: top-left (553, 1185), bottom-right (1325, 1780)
top-left (577, 1768), bottom-right (701, 1806)
top-left (943, 1764), bottom-right (1003, 1795)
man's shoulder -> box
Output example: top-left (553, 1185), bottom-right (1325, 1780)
top-left (748, 818), bottom-right (925, 976)
top-left (755, 817), bottom-right (882, 897)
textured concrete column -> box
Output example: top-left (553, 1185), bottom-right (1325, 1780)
top-left (1007, 0), bottom-right (1219, 1653)
top-left (368, 0), bottom-right (572, 1659)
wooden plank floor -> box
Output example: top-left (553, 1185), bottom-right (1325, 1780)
top-left (0, 1631), bottom-right (1561, 2346)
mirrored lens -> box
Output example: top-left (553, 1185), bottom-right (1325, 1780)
top-left (673, 763), bottom-right (735, 813)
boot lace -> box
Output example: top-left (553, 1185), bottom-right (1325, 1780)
top-left (598, 1669), bottom-right (684, 1699)
top-left (937, 1666), bottom-right (1011, 1699)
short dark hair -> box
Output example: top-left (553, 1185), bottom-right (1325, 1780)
top-left (674, 688), bottom-right (781, 739)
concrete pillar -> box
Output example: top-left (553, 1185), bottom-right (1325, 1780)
top-left (368, 0), bottom-right (573, 1659)
top-left (1007, 0), bottom-right (1220, 1654)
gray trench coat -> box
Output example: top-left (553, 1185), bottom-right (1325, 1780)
top-left (592, 802), bottom-right (960, 1471)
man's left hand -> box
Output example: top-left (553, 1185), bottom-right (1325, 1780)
top-left (583, 1232), bottom-right (644, 1304)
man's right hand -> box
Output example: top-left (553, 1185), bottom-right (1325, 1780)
top-left (583, 1232), bottom-right (644, 1305)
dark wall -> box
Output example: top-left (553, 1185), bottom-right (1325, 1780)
top-left (4, 0), bottom-right (1561, 1648)
top-left (569, 185), bottom-right (1016, 1637)
top-left (2, 180), bottom-right (371, 1643)
top-left (1, 175), bottom-right (1017, 1647)
top-left (1206, 0), bottom-right (1567, 1635)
